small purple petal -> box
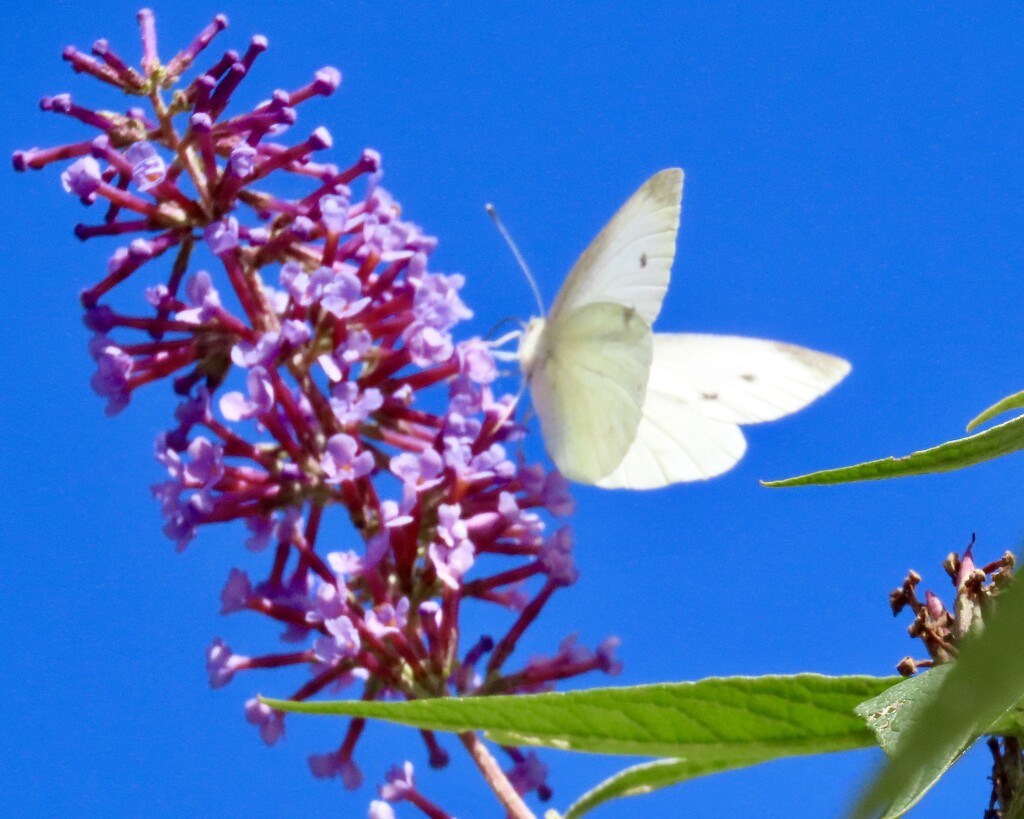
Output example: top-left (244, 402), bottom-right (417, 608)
top-left (308, 751), bottom-right (341, 779)
top-left (206, 638), bottom-right (245, 688)
top-left (244, 698), bottom-right (285, 746)
top-left (124, 141), bottom-right (166, 190)
top-left (321, 433), bottom-right (375, 483)
top-left (60, 156), bottom-right (102, 198)
top-left (244, 515), bottom-right (275, 552)
top-left (231, 332), bottom-right (282, 369)
top-left (403, 323), bottom-right (453, 367)
top-left (540, 527), bottom-right (578, 586)
top-left (228, 143), bottom-right (256, 177)
top-left (220, 568), bottom-right (252, 614)
top-left (319, 192), bottom-right (350, 232)
top-left (457, 339), bottom-right (498, 384)
top-left (368, 801), bottom-right (396, 819)
top-left (507, 752), bottom-right (549, 797)
top-left (327, 549), bottom-right (363, 579)
top-left (90, 344), bottom-right (133, 416)
top-left (380, 761), bottom-right (415, 802)
top-left (204, 216), bottom-right (240, 255)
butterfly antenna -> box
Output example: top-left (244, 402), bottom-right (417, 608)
top-left (485, 315), bottom-right (522, 341)
top-left (486, 203), bottom-right (545, 316)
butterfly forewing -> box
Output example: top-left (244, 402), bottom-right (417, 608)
top-left (547, 168), bottom-right (683, 326)
top-left (529, 302), bottom-right (653, 484)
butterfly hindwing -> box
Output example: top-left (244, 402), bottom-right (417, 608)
top-left (597, 333), bottom-right (850, 489)
top-left (643, 334), bottom-right (851, 425)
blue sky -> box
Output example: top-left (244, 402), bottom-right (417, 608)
top-left (4, 2), bottom-right (1024, 816)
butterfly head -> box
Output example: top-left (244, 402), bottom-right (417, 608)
top-left (517, 317), bottom-right (546, 375)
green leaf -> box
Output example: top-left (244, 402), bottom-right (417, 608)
top-left (265, 675), bottom-right (897, 814)
top-left (563, 758), bottom-right (743, 818)
top-left (852, 576), bottom-right (1024, 818)
top-left (966, 389), bottom-right (1024, 432)
top-left (855, 666), bottom-right (953, 754)
top-left (989, 703), bottom-right (1024, 739)
top-left (263, 674), bottom-right (893, 757)
top-left (851, 667), bottom-right (961, 817)
top-left (763, 414), bottom-right (1024, 487)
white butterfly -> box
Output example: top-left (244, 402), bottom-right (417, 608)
top-left (515, 168), bottom-right (850, 489)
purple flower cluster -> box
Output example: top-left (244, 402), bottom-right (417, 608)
top-left (16, 10), bottom-right (621, 815)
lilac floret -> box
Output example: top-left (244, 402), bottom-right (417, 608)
top-left (457, 338), bottom-right (498, 384)
top-left (507, 751), bottom-right (549, 797)
top-left (320, 266), bottom-right (370, 319)
top-left (336, 759), bottom-right (363, 790)
top-left (219, 366), bottom-right (275, 421)
top-left (308, 750), bottom-right (362, 787)
top-left (228, 142), bottom-right (257, 177)
top-left (319, 192), bottom-right (350, 232)
top-left (60, 156), bottom-right (102, 199)
top-left (124, 141), bottom-right (166, 190)
top-left (331, 382), bottom-right (383, 426)
top-left (160, 493), bottom-right (203, 552)
top-left (368, 801), bottom-right (396, 819)
top-left (244, 698), bottom-right (285, 746)
top-left (89, 341), bottom-right (133, 415)
top-left (380, 761), bottom-right (415, 802)
top-left (231, 331), bottom-right (282, 369)
top-left (356, 532), bottom-right (386, 570)
top-left (220, 568), bottom-right (253, 614)
top-left (428, 539), bottom-right (475, 590)
top-left (308, 750), bottom-right (342, 779)
top-left (204, 216), bottom-right (240, 255)
top-left (320, 433), bottom-right (375, 483)
top-left (540, 527), bottom-right (578, 586)
top-left (365, 597), bottom-right (409, 638)
top-left (403, 323), bottom-right (453, 367)
top-left (380, 497), bottom-right (413, 529)
top-left (597, 636), bottom-right (623, 675)
top-left (183, 436), bottom-right (224, 487)
top-left (390, 449), bottom-right (444, 488)
top-left (244, 515), bottom-right (275, 552)
top-left (281, 319), bottom-right (311, 345)
top-left (176, 270), bottom-right (222, 324)
top-left (206, 638), bottom-right (245, 688)
top-left (313, 614), bottom-right (361, 664)
top-left (327, 549), bottom-right (363, 580)
top-left (313, 580), bottom-right (347, 619)
top-left (541, 470), bottom-right (575, 517)
top-left (337, 328), bottom-right (372, 364)
top-left (412, 271), bottom-right (471, 330)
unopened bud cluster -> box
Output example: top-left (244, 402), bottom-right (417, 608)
top-left (889, 534), bottom-right (1014, 676)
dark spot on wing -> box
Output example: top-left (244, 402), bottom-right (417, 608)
top-left (639, 252), bottom-right (648, 268)
top-left (702, 391), bottom-right (718, 401)
top-left (741, 373), bottom-right (756, 382)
